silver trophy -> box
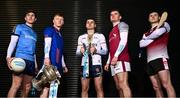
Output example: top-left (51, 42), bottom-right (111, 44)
top-left (32, 65), bottom-right (61, 91)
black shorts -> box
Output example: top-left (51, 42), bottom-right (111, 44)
top-left (81, 65), bottom-right (103, 78)
top-left (146, 58), bottom-right (170, 76)
top-left (13, 59), bottom-right (35, 76)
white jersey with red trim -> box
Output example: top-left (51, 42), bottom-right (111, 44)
top-left (76, 33), bottom-right (108, 66)
top-left (140, 22), bottom-right (170, 62)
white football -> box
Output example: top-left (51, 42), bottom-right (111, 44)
top-left (11, 58), bottom-right (26, 72)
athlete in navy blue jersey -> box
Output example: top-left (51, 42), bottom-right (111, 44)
top-left (6, 10), bottom-right (38, 97)
top-left (40, 13), bottom-right (68, 98)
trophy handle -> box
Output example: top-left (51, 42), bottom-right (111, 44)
top-left (55, 79), bottom-right (60, 85)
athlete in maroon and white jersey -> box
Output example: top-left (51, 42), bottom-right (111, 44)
top-left (104, 9), bottom-right (132, 97)
top-left (139, 12), bottom-right (176, 97)
top-left (140, 22), bottom-right (170, 63)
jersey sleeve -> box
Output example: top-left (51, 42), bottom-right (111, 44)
top-left (12, 25), bottom-right (21, 36)
top-left (114, 22), bottom-right (129, 57)
top-left (96, 34), bottom-right (108, 55)
top-left (6, 35), bottom-right (19, 58)
top-left (44, 27), bottom-right (53, 58)
top-left (119, 22), bottom-right (129, 32)
top-left (106, 53), bottom-right (111, 64)
top-left (61, 55), bottom-right (66, 67)
top-left (44, 27), bottom-right (53, 38)
top-left (44, 37), bottom-right (52, 58)
top-left (76, 35), bottom-right (83, 56)
top-left (144, 22), bottom-right (170, 40)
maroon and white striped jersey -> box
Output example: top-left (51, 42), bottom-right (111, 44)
top-left (140, 22), bottom-right (170, 62)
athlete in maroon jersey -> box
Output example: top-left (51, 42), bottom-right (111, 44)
top-left (104, 9), bottom-right (132, 97)
top-left (139, 12), bottom-right (176, 97)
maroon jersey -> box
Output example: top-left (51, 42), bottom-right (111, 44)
top-left (109, 22), bottom-right (129, 62)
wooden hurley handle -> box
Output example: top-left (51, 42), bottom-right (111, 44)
top-left (156, 11), bottom-right (168, 29)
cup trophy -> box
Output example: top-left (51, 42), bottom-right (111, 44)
top-left (32, 65), bottom-right (61, 91)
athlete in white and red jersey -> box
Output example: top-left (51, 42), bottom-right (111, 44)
top-left (104, 9), bottom-right (132, 97)
top-left (140, 22), bottom-right (170, 63)
top-left (76, 19), bottom-right (107, 98)
top-left (139, 12), bottom-right (176, 97)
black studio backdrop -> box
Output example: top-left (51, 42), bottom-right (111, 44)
top-left (0, 0), bottom-right (179, 97)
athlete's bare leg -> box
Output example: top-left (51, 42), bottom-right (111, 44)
top-left (81, 78), bottom-right (90, 98)
top-left (149, 74), bottom-right (163, 98)
top-left (40, 87), bottom-right (49, 98)
top-left (116, 72), bottom-right (131, 97)
top-left (7, 74), bottom-right (23, 98)
top-left (94, 76), bottom-right (104, 98)
top-left (21, 74), bottom-right (33, 97)
top-left (113, 75), bottom-right (123, 97)
top-left (158, 70), bottom-right (176, 97)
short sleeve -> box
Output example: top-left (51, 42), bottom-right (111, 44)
top-left (164, 22), bottom-right (170, 32)
top-left (118, 22), bottom-right (129, 33)
top-left (44, 27), bottom-right (53, 38)
top-left (12, 24), bottom-right (21, 36)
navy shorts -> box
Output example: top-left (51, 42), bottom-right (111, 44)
top-left (81, 65), bottom-right (103, 78)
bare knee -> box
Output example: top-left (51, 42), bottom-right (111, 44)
top-left (82, 86), bottom-right (89, 93)
top-left (161, 81), bottom-right (172, 89)
top-left (152, 83), bottom-right (161, 91)
top-left (11, 83), bottom-right (21, 91)
top-left (118, 80), bottom-right (128, 89)
top-left (95, 85), bottom-right (103, 92)
top-left (23, 83), bottom-right (32, 91)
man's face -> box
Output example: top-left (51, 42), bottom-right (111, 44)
top-left (25, 12), bottom-right (36, 24)
top-left (86, 19), bottom-right (96, 30)
top-left (53, 15), bottom-right (64, 27)
top-left (110, 11), bottom-right (121, 22)
top-left (148, 12), bottom-right (160, 23)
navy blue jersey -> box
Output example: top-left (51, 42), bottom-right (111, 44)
top-left (44, 26), bottom-right (64, 73)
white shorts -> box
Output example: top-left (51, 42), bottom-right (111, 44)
top-left (110, 61), bottom-right (131, 76)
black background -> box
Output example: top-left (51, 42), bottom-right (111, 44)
top-left (0, 0), bottom-right (179, 97)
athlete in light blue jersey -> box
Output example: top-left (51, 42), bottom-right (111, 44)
top-left (6, 10), bottom-right (38, 97)
top-left (40, 13), bottom-right (68, 98)
top-left (14, 24), bottom-right (37, 61)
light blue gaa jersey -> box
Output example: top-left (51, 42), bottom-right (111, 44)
top-left (12, 24), bottom-right (37, 61)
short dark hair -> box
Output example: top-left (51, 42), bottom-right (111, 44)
top-left (53, 13), bottom-right (64, 18)
top-left (85, 18), bottom-right (96, 25)
top-left (25, 9), bottom-right (37, 18)
top-left (109, 9), bottom-right (121, 16)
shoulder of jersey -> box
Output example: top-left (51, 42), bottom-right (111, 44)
top-left (79, 33), bottom-right (87, 37)
top-left (164, 22), bottom-right (169, 27)
top-left (44, 26), bottom-right (54, 31)
top-left (45, 26), bottom-right (54, 30)
top-left (12, 24), bottom-right (23, 32)
top-left (94, 32), bottom-right (103, 36)
top-left (163, 22), bottom-right (170, 32)
top-left (119, 22), bottom-right (128, 27)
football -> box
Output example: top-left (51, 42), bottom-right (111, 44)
top-left (11, 58), bottom-right (26, 72)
